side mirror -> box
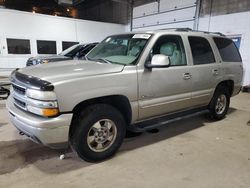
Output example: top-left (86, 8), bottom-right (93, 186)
top-left (145, 54), bottom-right (170, 69)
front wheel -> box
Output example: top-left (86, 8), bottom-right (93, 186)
top-left (208, 86), bottom-right (230, 120)
top-left (70, 104), bottom-right (126, 162)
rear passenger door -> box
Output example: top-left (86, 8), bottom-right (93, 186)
top-left (187, 36), bottom-right (221, 107)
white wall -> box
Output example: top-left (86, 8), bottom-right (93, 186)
top-left (132, 0), bottom-right (197, 31)
top-left (132, 2), bottom-right (250, 86)
top-left (133, 2), bottom-right (158, 18)
top-left (199, 11), bottom-right (250, 86)
top-left (0, 8), bottom-right (126, 74)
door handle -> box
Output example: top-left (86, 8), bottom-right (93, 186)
top-left (212, 69), bottom-right (219, 75)
top-left (183, 73), bottom-right (191, 80)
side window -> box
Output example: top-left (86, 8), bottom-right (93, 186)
top-left (151, 35), bottom-right (187, 66)
top-left (188, 36), bottom-right (215, 65)
top-left (37, 40), bottom-right (57, 54)
top-left (213, 37), bottom-right (241, 62)
top-left (62, 41), bottom-right (79, 51)
top-left (7, 38), bottom-right (31, 54)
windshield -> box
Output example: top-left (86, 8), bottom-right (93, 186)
top-left (59, 44), bottom-right (82, 57)
top-left (86, 34), bottom-right (151, 65)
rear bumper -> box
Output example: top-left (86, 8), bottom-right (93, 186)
top-left (6, 97), bottom-right (73, 149)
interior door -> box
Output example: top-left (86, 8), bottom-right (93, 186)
top-left (138, 35), bottom-right (193, 120)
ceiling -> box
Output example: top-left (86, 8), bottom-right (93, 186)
top-left (0, 0), bottom-right (156, 23)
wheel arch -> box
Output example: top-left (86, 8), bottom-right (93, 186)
top-left (69, 95), bottom-right (132, 137)
top-left (215, 80), bottom-right (234, 96)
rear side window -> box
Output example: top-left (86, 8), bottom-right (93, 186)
top-left (213, 37), bottom-right (241, 62)
top-left (37, 40), bottom-right (57, 54)
top-left (188, 36), bottom-right (215, 65)
top-left (7, 38), bottom-right (31, 54)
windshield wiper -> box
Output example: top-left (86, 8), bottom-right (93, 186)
top-left (97, 58), bottom-right (112, 64)
top-left (87, 57), bottom-right (111, 64)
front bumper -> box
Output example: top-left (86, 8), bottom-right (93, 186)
top-left (6, 97), bottom-right (73, 149)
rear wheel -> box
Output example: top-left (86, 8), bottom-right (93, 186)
top-left (70, 104), bottom-right (126, 162)
top-left (208, 86), bottom-right (230, 120)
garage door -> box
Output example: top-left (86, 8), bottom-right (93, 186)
top-left (132, 0), bottom-right (198, 31)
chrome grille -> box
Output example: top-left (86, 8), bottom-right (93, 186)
top-left (11, 83), bottom-right (27, 111)
top-left (12, 84), bottom-right (26, 95)
top-left (26, 60), bottom-right (34, 66)
top-left (14, 98), bottom-right (26, 109)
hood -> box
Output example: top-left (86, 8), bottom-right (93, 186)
top-left (30, 55), bottom-right (71, 61)
top-left (19, 60), bottom-right (125, 83)
top-left (27, 55), bottom-right (71, 63)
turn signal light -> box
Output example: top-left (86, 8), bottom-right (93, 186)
top-left (42, 108), bottom-right (59, 117)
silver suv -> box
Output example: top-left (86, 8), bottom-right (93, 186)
top-left (7, 29), bottom-right (243, 162)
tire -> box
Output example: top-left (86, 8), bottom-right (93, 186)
top-left (70, 104), bottom-right (126, 162)
top-left (208, 86), bottom-right (230, 120)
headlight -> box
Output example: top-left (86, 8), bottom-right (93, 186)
top-left (26, 89), bottom-right (57, 100)
top-left (25, 89), bottom-right (59, 117)
top-left (26, 105), bottom-right (59, 117)
top-left (35, 59), bottom-right (49, 65)
top-left (33, 60), bottom-right (38, 65)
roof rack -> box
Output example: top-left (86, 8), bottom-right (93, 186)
top-left (175, 28), bottom-right (193, 32)
top-left (157, 27), bottom-right (192, 31)
top-left (195, 30), bottom-right (225, 36)
top-left (158, 28), bottom-right (225, 36)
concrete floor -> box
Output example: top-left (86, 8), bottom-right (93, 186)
top-left (0, 93), bottom-right (249, 188)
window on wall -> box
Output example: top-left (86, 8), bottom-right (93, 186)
top-left (188, 36), bottom-right (215, 65)
top-left (213, 37), bottom-right (242, 62)
top-left (7, 38), bottom-right (31, 54)
top-left (37, 40), bottom-right (57, 54)
top-left (62, 41), bottom-right (79, 51)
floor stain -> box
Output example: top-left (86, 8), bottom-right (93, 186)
top-left (0, 122), bottom-right (8, 127)
top-left (0, 139), bottom-right (91, 175)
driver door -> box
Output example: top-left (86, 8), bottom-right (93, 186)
top-left (138, 35), bottom-right (193, 120)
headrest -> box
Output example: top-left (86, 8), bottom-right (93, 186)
top-left (160, 42), bottom-right (176, 56)
top-left (129, 46), bottom-right (141, 56)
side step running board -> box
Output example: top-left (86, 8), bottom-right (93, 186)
top-left (128, 107), bottom-right (209, 132)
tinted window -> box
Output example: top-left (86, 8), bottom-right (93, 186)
top-left (7, 38), bottom-right (31, 54)
top-left (189, 36), bottom-right (215, 65)
top-left (79, 44), bottom-right (95, 57)
top-left (37, 40), bottom-right (57, 54)
top-left (59, 44), bottom-right (81, 57)
top-left (151, 35), bottom-right (187, 66)
top-left (62, 41), bottom-right (79, 51)
top-left (214, 37), bottom-right (241, 62)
